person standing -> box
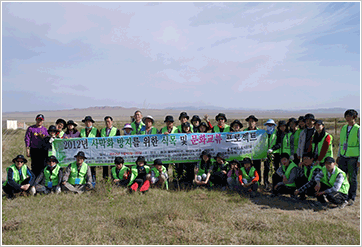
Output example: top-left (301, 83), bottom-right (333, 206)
top-left (55, 118), bottom-right (67, 138)
top-left (268, 120), bottom-right (293, 171)
top-left (244, 115), bottom-right (262, 185)
top-left (191, 115), bottom-right (202, 133)
top-left (230, 120), bottom-right (243, 132)
top-left (263, 119), bottom-right (277, 190)
top-left (80, 116), bottom-right (100, 180)
top-left (100, 116), bottom-right (120, 180)
top-left (177, 112), bottom-right (194, 133)
top-left (337, 109), bottom-right (360, 206)
top-left (80, 116), bottom-right (100, 138)
top-left (63, 120), bottom-right (80, 139)
top-left (297, 113), bottom-right (316, 160)
top-left (24, 114), bottom-right (49, 178)
top-left (140, 115), bottom-right (158, 134)
top-left (160, 116), bottom-right (178, 134)
top-left (212, 113), bottom-right (230, 133)
top-left (288, 118), bottom-right (300, 165)
top-left (122, 123), bottom-right (134, 135)
top-left (3, 155), bottom-right (36, 199)
top-left (62, 151), bottom-right (93, 194)
top-left (131, 110), bottom-right (145, 135)
top-left (309, 120), bottom-right (333, 166)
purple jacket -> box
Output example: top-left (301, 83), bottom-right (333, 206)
top-left (24, 125), bottom-right (49, 148)
top-left (63, 130), bottom-right (80, 139)
top-left (227, 169), bottom-right (239, 178)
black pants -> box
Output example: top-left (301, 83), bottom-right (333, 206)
top-left (273, 153), bottom-right (281, 171)
top-left (30, 148), bottom-right (48, 178)
top-left (316, 183), bottom-right (348, 205)
top-left (263, 159), bottom-right (271, 185)
top-left (272, 173), bottom-right (295, 195)
top-left (103, 166), bottom-right (109, 179)
top-left (293, 154), bottom-right (300, 166)
top-left (3, 177), bottom-right (31, 198)
top-left (175, 163), bottom-right (195, 182)
top-left (339, 157), bottom-right (359, 201)
top-left (90, 167), bottom-right (96, 181)
top-left (210, 171), bottom-right (228, 187)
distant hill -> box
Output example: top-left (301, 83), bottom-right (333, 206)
top-left (2, 105), bottom-right (358, 123)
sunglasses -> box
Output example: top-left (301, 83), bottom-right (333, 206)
top-left (16, 160), bottom-right (24, 163)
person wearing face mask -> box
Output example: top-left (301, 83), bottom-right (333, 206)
top-left (263, 119), bottom-right (277, 190)
top-left (34, 156), bottom-right (63, 194)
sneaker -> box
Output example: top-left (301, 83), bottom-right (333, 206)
top-left (339, 201), bottom-right (348, 209)
top-left (348, 199), bottom-right (354, 206)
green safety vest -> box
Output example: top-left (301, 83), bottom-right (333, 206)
top-left (340, 124), bottom-right (360, 157)
top-left (161, 126), bottom-right (178, 134)
top-left (312, 132), bottom-right (333, 163)
top-left (111, 166), bottom-right (129, 180)
top-left (150, 166), bottom-right (168, 190)
top-left (80, 128), bottom-right (98, 138)
top-left (140, 127), bottom-right (158, 135)
top-left (268, 129), bottom-right (278, 154)
top-left (101, 127), bottom-right (118, 137)
top-left (240, 166), bottom-right (259, 185)
top-left (281, 161), bottom-right (298, 187)
top-left (68, 162), bottom-right (89, 185)
top-left (319, 166), bottom-right (350, 194)
top-left (128, 165), bottom-right (150, 186)
top-left (215, 161), bottom-right (229, 173)
top-left (44, 165), bottom-right (61, 186)
top-left (294, 129), bottom-right (302, 153)
top-left (197, 161), bottom-right (211, 176)
top-left (177, 124), bottom-right (194, 133)
top-left (303, 165), bottom-right (322, 181)
top-left (279, 132), bottom-right (292, 155)
top-left (214, 124), bottom-right (230, 133)
top-left (3, 164), bottom-right (28, 186)
top-left (131, 121), bottom-right (145, 135)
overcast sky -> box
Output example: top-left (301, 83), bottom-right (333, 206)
top-left (2, 2), bottom-right (360, 112)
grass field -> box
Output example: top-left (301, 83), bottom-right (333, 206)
top-left (2, 118), bottom-right (360, 245)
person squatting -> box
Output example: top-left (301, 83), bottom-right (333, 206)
top-left (4, 110), bottom-right (359, 210)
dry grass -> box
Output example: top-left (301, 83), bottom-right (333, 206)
top-left (2, 119), bottom-right (360, 245)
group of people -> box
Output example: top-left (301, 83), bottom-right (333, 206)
top-left (3, 109), bottom-right (360, 210)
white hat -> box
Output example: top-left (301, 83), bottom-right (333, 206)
top-left (122, 123), bottom-right (133, 130)
top-left (142, 115), bottom-right (154, 123)
top-left (264, 119), bottom-right (276, 126)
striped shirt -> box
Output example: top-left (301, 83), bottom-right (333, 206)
top-left (315, 167), bottom-right (344, 194)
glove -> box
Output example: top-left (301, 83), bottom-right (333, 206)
top-left (267, 149), bottom-right (273, 154)
top-left (49, 137), bottom-right (55, 143)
